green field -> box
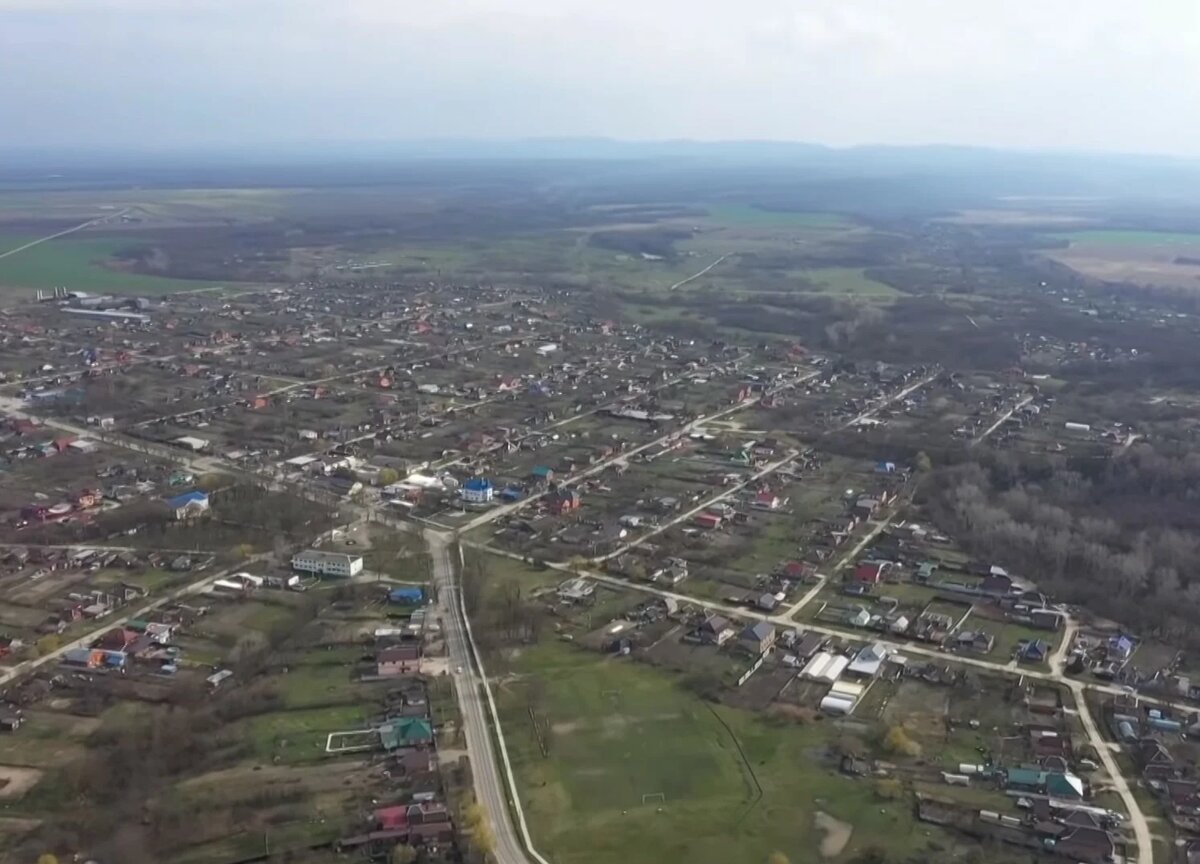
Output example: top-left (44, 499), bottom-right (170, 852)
top-left (798, 267), bottom-right (899, 298)
top-left (497, 642), bottom-right (953, 864)
top-left (703, 205), bottom-right (850, 229)
top-left (0, 233), bottom-right (225, 295)
top-left (1050, 229), bottom-right (1200, 247)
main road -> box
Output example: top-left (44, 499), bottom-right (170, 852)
top-left (427, 531), bottom-right (546, 864)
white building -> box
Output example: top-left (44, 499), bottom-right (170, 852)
top-left (174, 435), bottom-right (209, 452)
top-left (536, 343), bottom-right (559, 356)
top-left (291, 550), bottom-right (363, 578)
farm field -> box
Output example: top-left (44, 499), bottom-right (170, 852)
top-left (0, 232), bottom-right (226, 295)
top-left (1043, 228), bottom-right (1200, 290)
top-left (496, 641), bottom-right (965, 864)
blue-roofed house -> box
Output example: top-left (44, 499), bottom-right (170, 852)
top-left (460, 477), bottom-right (493, 504)
top-left (165, 490), bottom-right (210, 520)
top-left (1019, 639), bottom-right (1050, 664)
top-left (530, 465), bottom-right (555, 484)
top-left (1108, 634), bottom-right (1135, 662)
top-left (389, 586), bottom-right (425, 605)
top-left (499, 485), bottom-right (524, 502)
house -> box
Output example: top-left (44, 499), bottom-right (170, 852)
top-left (699, 614), bottom-right (735, 645)
top-left (291, 550), bottom-right (363, 577)
top-left (388, 586), bottom-right (424, 605)
top-left (557, 578), bottom-right (595, 603)
top-left (853, 561), bottom-right (890, 584)
top-left (693, 512), bottom-right (722, 531)
top-left (1045, 771), bottom-right (1085, 799)
top-left (1018, 639), bottom-right (1050, 664)
top-left (1134, 738), bottom-right (1175, 779)
top-left (888, 615), bottom-right (910, 635)
top-left (377, 644), bottom-right (422, 677)
top-left (981, 571), bottom-right (1014, 596)
top-left (952, 630), bottom-right (995, 654)
top-left (0, 708), bottom-right (23, 732)
top-left (756, 593), bottom-right (780, 612)
top-left (847, 642), bottom-right (889, 678)
top-left (842, 582), bottom-right (873, 597)
top-left (165, 490), bottom-right (210, 520)
top-left (740, 621), bottom-right (777, 654)
top-left (847, 607), bottom-right (872, 627)
top-left (530, 465), bottom-right (555, 484)
top-left (793, 632), bottom-right (826, 661)
top-left (379, 717), bottom-right (433, 749)
top-left (549, 488), bottom-right (581, 515)
top-left (1107, 633), bottom-right (1135, 661)
top-left (752, 490), bottom-right (781, 511)
top-left (460, 477), bottom-right (494, 504)
top-left (1055, 826), bottom-right (1114, 864)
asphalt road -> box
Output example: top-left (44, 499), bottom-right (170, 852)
top-left (428, 532), bottom-right (539, 864)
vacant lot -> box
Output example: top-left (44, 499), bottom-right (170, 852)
top-left (496, 641), bottom-right (959, 864)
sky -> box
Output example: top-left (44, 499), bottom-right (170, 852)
top-left (2, 0), bottom-right (1199, 156)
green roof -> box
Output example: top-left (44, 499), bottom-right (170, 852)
top-left (379, 717), bottom-right (433, 750)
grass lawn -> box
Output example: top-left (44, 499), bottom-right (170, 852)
top-left (0, 232), bottom-right (227, 295)
top-left (91, 567), bottom-right (176, 592)
top-left (986, 620), bottom-right (1061, 665)
top-left (1049, 229), bottom-right (1200, 247)
top-left (497, 641), bottom-right (955, 864)
top-left (237, 704), bottom-right (372, 765)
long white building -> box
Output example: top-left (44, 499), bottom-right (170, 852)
top-left (291, 549), bottom-right (363, 577)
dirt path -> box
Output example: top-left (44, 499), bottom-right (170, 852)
top-left (814, 811), bottom-right (852, 858)
top-left (0, 765), bottom-right (43, 800)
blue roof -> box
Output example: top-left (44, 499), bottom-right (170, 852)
top-left (531, 465), bottom-right (553, 476)
top-left (389, 586), bottom-right (424, 602)
top-left (464, 478), bottom-right (492, 491)
top-left (166, 490), bottom-right (209, 508)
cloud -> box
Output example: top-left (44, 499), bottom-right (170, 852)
top-left (0, 0), bottom-right (1198, 154)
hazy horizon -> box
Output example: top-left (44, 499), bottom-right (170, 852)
top-left (2, 0), bottom-right (1199, 157)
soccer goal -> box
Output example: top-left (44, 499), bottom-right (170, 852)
top-left (641, 792), bottom-right (666, 805)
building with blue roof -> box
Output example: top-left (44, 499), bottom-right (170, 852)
top-left (460, 477), bottom-right (493, 504)
top-left (389, 586), bottom-right (425, 605)
top-left (165, 490), bottom-right (210, 520)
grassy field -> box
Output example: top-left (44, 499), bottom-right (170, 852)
top-left (702, 205), bottom-right (850, 229)
top-left (0, 233), bottom-right (226, 295)
top-left (1050, 229), bottom-right (1200, 247)
top-left (798, 267), bottom-right (899, 298)
top-left (497, 641), bottom-right (955, 864)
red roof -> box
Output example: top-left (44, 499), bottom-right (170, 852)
top-left (854, 562), bottom-right (886, 583)
top-left (694, 513), bottom-right (722, 528)
top-left (375, 806), bottom-right (409, 830)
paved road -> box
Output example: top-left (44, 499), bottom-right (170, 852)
top-left (669, 254), bottom-right (729, 291)
top-left (0, 209), bottom-right (129, 265)
top-left (0, 555), bottom-right (266, 687)
top-left (428, 532), bottom-right (544, 864)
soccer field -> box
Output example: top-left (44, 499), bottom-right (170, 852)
top-left (496, 643), bottom-right (943, 864)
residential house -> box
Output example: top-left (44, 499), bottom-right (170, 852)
top-left (377, 644), bottom-right (422, 677)
top-left (165, 490), bottom-right (210, 520)
top-left (1134, 738), bottom-right (1175, 780)
top-left (530, 465), bottom-right (555, 484)
top-left (951, 630), bottom-right (995, 654)
top-left (379, 717), bottom-right (433, 750)
top-left (549, 488), bottom-right (581, 515)
top-left (1019, 639), bottom-right (1050, 664)
top-left (698, 614), bottom-right (735, 645)
top-left (752, 490), bottom-right (781, 511)
top-left (693, 512), bottom-right (722, 530)
top-left (740, 621), bottom-right (777, 654)
top-left (1107, 634), bottom-right (1135, 662)
top-left (853, 561), bottom-right (890, 584)
top-left (847, 642), bottom-right (889, 678)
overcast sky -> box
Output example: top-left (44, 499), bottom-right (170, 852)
top-left (2, 0), bottom-right (1198, 156)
